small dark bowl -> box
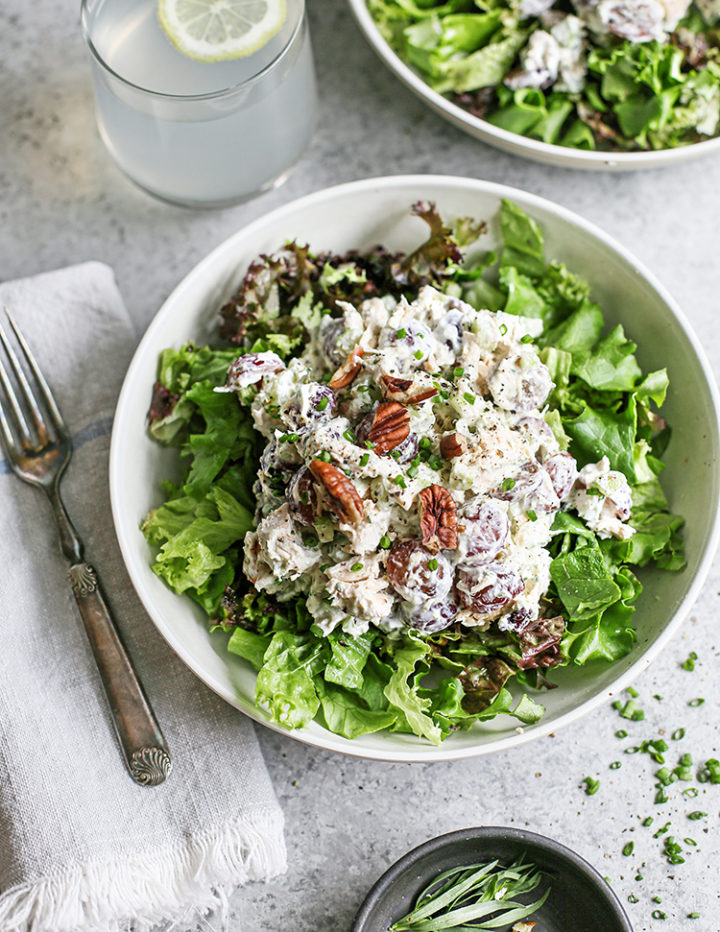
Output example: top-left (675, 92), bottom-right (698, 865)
top-left (351, 827), bottom-right (633, 932)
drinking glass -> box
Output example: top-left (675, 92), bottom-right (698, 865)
top-left (81, 0), bottom-right (317, 208)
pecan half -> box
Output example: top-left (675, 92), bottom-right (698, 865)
top-left (366, 402), bottom-right (411, 454)
top-left (418, 485), bottom-right (458, 552)
top-left (440, 432), bottom-right (467, 460)
top-left (309, 459), bottom-right (364, 523)
top-left (328, 346), bottom-right (364, 390)
top-left (380, 374), bottom-right (438, 404)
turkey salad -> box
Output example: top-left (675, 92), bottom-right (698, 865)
top-left (143, 200), bottom-right (684, 744)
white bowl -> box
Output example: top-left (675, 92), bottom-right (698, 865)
top-left (346, 0), bottom-right (720, 171)
top-left (110, 175), bottom-right (720, 761)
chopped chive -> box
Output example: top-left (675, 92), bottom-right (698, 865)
top-left (343, 429), bottom-right (355, 442)
top-left (393, 476), bottom-right (406, 489)
top-left (321, 372), bottom-right (332, 384)
top-left (583, 776), bottom-right (600, 796)
top-left (320, 564), bottom-right (330, 573)
top-left (610, 761), bottom-right (621, 770)
top-left (359, 453), bottom-right (369, 467)
top-left (688, 811), bottom-right (707, 820)
top-left (419, 437), bottom-right (432, 449)
top-left (428, 558), bottom-right (438, 571)
top-left (520, 333), bottom-right (534, 344)
top-left (350, 562), bottom-right (363, 572)
top-left (627, 687), bottom-right (639, 698)
top-left (427, 454), bottom-right (443, 471)
top-left (653, 822), bottom-right (671, 838)
top-left (627, 894), bottom-right (639, 904)
top-left (527, 509), bottom-right (537, 522)
top-left (652, 897), bottom-right (662, 904)
top-left (502, 477), bottom-right (516, 492)
top-left (318, 396), bottom-right (329, 411)
top-left (642, 816), bottom-right (653, 826)
top-left (689, 913), bottom-right (700, 919)
top-left (652, 910), bottom-right (667, 920)
top-left (499, 323), bottom-right (508, 335)
top-left (316, 450), bottom-right (332, 463)
top-left (672, 728), bottom-right (685, 741)
top-left (615, 729), bottom-right (628, 739)
top-left (463, 391), bottom-right (476, 404)
top-left (301, 491), bottom-right (310, 505)
top-left (683, 787), bottom-right (699, 798)
top-left (378, 535), bottom-right (391, 550)
top-left (622, 842), bottom-right (634, 856)
top-left (365, 440), bottom-right (375, 449)
top-left (414, 349), bottom-right (424, 360)
top-left (390, 449), bottom-right (401, 460)
top-left (396, 328), bottom-right (407, 339)
top-left (688, 697), bottom-right (705, 707)
top-left (453, 366), bottom-right (464, 378)
top-left (682, 651), bottom-right (698, 671)
top-left (684, 837), bottom-right (698, 846)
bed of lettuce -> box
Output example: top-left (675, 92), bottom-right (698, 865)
top-left (367, 0), bottom-right (720, 152)
top-left (142, 200), bottom-right (684, 745)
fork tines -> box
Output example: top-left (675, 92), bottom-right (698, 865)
top-left (0, 309), bottom-right (67, 456)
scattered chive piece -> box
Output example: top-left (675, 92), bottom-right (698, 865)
top-left (610, 761), bottom-right (621, 770)
top-left (365, 440), bottom-right (375, 449)
top-left (318, 396), bottom-right (329, 411)
top-left (396, 328), bottom-right (407, 339)
top-left (583, 777), bottom-right (600, 796)
top-left (393, 476), bottom-right (406, 489)
top-left (688, 811), bottom-right (707, 820)
top-left (378, 535), bottom-right (391, 550)
top-left (316, 450), bottom-right (332, 463)
top-left (616, 729), bottom-right (628, 739)
top-left (635, 874), bottom-right (643, 882)
top-left (672, 728), bottom-right (685, 741)
top-left (453, 366), bottom-right (464, 378)
top-left (343, 429), bottom-right (355, 442)
top-left (663, 836), bottom-right (685, 864)
top-left (701, 758), bottom-right (720, 784)
top-left (653, 822), bottom-right (671, 838)
top-left (499, 323), bottom-right (508, 335)
top-left (520, 333), bottom-right (534, 343)
top-left (622, 842), bottom-right (634, 856)
top-left (320, 564), bottom-right (330, 573)
top-left (683, 787), bottom-right (699, 798)
top-left (652, 897), bottom-right (662, 904)
top-left (414, 349), bottom-right (424, 360)
top-left (652, 910), bottom-right (667, 920)
top-left (689, 913), bottom-right (700, 919)
top-left (688, 698), bottom-right (705, 707)
top-left (419, 437), bottom-right (432, 449)
top-left (627, 894), bottom-right (639, 904)
top-left (427, 454), bottom-right (443, 471)
top-left (359, 453), bottom-right (369, 467)
top-left (682, 651), bottom-right (698, 671)
top-left (527, 509), bottom-right (537, 522)
top-left (350, 562), bottom-right (363, 572)
top-left (463, 391), bottom-right (476, 404)
top-left (390, 449), bottom-right (401, 460)
top-left (642, 816), bottom-right (653, 827)
top-left (654, 694), bottom-right (664, 701)
top-left (627, 687), bottom-right (639, 698)
top-left (684, 837), bottom-right (698, 846)
top-left (428, 558), bottom-right (439, 571)
top-left (502, 477), bottom-right (516, 492)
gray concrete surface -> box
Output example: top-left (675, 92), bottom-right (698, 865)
top-left (1, 1), bottom-right (719, 929)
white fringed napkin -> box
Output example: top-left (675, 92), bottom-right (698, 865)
top-left (0, 263), bottom-right (286, 932)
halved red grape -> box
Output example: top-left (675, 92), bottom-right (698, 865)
top-left (543, 451), bottom-right (578, 502)
top-left (386, 540), bottom-right (453, 605)
top-left (456, 563), bottom-right (524, 614)
top-left (403, 597), bottom-right (458, 634)
top-left (460, 500), bottom-right (509, 565)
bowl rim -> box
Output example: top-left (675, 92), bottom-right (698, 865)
top-left (349, 825), bottom-right (633, 931)
top-left (345, 0), bottom-right (720, 170)
top-left (110, 173), bottom-right (720, 763)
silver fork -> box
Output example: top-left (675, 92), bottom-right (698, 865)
top-left (0, 309), bottom-right (171, 786)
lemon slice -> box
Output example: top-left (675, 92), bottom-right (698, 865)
top-left (158, 0), bottom-right (287, 62)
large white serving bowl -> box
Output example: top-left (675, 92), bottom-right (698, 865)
top-left (346, 0), bottom-right (720, 171)
top-left (110, 175), bottom-right (720, 762)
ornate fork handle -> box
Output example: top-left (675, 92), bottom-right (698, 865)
top-left (68, 561), bottom-right (172, 786)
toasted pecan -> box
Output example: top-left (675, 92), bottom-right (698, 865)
top-left (380, 374), bottom-right (438, 404)
top-left (440, 432), bottom-right (467, 460)
top-left (328, 346), bottom-right (364, 390)
top-left (418, 484), bottom-right (458, 552)
top-left (309, 459), bottom-right (364, 523)
top-left (366, 402), bottom-right (411, 454)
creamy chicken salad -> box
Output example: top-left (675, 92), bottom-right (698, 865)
top-left (143, 201), bottom-right (684, 743)
top-left (368, 0), bottom-right (720, 152)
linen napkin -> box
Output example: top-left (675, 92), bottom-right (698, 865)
top-left (0, 263), bottom-right (286, 932)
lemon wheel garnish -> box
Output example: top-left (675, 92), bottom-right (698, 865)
top-left (158, 0), bottom-right (287, 62)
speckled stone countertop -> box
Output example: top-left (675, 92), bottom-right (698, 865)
top-left (2, 2), bottom-right (720, 930)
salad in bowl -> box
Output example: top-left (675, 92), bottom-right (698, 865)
top-left (140, 197), bottom-right (684, 746)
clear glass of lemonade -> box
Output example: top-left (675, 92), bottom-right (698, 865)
top-left (81, 0), bottom-right (317, 207)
